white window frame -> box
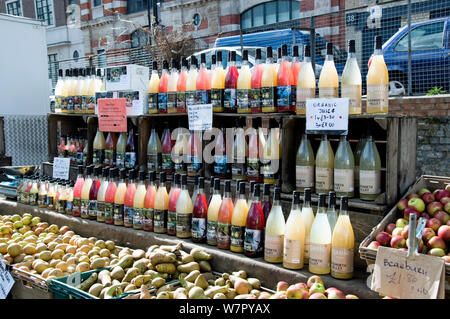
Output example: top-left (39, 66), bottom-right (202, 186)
top-left (92, 0), bottom-right (102, 7)
top-left (34, 0), bottom-right (56, 27)
top-left (91, 0), bottom-right (104, 19)
top-left (6, 0), bottom-right (23, 16)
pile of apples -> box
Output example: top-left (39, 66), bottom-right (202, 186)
top-left (272, 275), bottom-right (359, 299)
top-left (368, 186), bottom-right (450, 263)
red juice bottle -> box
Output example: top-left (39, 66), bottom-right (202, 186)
top-left (72, 165), bottom-right (84, 217)
top-left (88, 166), bottom-right (101, 220)
top-left (104, 168), bottom-right (118, 224)
top-left (277, 44), bottom-right (295, 112)
top-left (217, 180), bottom-right (234, 250)
top-left (250, 48), bottom-right (263, 113)
top-left (192, 177), bottom-right (208, 243)
top-left (244, 183), bottom-right (265, 258)
top-left (177, 57), bottom-right (188, 113)
top-left (161, 122), bottom-right (174, 174)
top-left (158, 60), bottom-right (169, 113)
top-left (261, 183), bottom-right (272, 226)
top-left (224, 51), bottom-right (238, 112)
top-left (167, 173), bottom-right (181, 236)
top-left (124, 169), bottom-right (137, 228)
top-left (196, 53), bottom-right (211, 104)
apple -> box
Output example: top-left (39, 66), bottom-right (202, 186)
top-left (448, 220), bottom-right (450, 226)
top-left (368, 241), bottom-right (380, 250)
top-left (309, 293), bottom-right (327, 299)
top-left (442, 255), bottom-right (450, 263)
top-left (382, 296), bottom-right (396, 299)
top-left (420, 192), bottom-right (435, 205)
top-left (440, 197), bottom-right (450, 206)
top-left (407, 193), bottom-right (420, 200)
top-left (401, 225), bottom-right (410, 239)
top-left (376, 232), bottom-right (391, 246)
top-left (392, 228), bottom-right (403, 237)
top-left (418, 188), bottom-right (431, 196)
top-left (445, 202), bottom-right (450, 214)
top-left (327, 289), bottom-right (346, 299)
top-left (309, 282), bottom-right (325, 295)
top-left (437, 225), bottom-right (450, 242)
top-left (427, 202), bottom-right (443, 216)
top-left (396, 218), bottom-right (409, 228)
top-left (276, 281), bottom-right (289, 292)
top-left (390, 235), bottom-right (406, 248)
top-left (294, 283), bottom-right (308, 290)
top-left (306, 275), bottom-right (324, 289)
top-left (422, 227), bottom-right (436, 242)
top-left (435, 189), bottom-right (450, 201)
top-left (420, 212), bottom-right (431, 220)
top-left (258, 292), bottom-right (272, 299)
top-left (408, 198), bottom-right (425, 213)
top-left (403, 207), bottom-right (419, 220)
top-left (345, 294), bottom-right (359, 299)
top-left (385, 223), bottom-right (396, 235)
top-left (397, 198), bottom-right (408, 211)
top-left (426, 218), bottom-right (442, 232)
top-left (428, 248), bottom-right (445, 257)
top-left (302, 290), bottom-right (310, 299)
top-left (434, 211), bottom-right (449, 225)
top-left (427, 236), bottom-right (446, 250)
top-left (446, 184), bottom-right (450, 192)
top-left (406, 238), bottom-right (424, 252)
top-left (286, 285), bottom-right (304, 299)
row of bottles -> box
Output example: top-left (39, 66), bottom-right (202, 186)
top-left (296, 133), bottom-right (381, 200)
top-left (54, 67), bottom-right (105, 114)
top-left (147, 36), bottom-right (388, 115)
top-left (92, 128), bottom-right (137, 169)
top-left (58, 136), bottom-right (88, 165)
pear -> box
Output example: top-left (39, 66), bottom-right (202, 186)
top-left (188, 286), bottom-right (208, 299)
top-left (194, 274), bottom-right (209, 290)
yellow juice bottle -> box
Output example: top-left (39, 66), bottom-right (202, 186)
top-left (211, 52), bottom-right (225, 112)
top-left (319, 43), bottom-right (339, 98)
top-left (113, 168), bottom-right (127, 226)
top-left (207, 178), bottom-right (222, 246)
top-left (341, 40), bottom-right (362, 114)
top-left (367, 36), bottom-right (389, 114)
top-left (176, 174), bottom-right (193, 238)
top-left (230, 181), bottom-right (249, 253)
top-left (296, 45), bottom-right (316, 114)
top-left (283, 191), bottom-right (306, 269)
top-left (133, 170), bottom-right (147, 230)
top-left (167, 59), bottom-right (179, 113)
top-left (261, 47), bottom-right (277, 112)
top-left (264, 187), bottom-right (285, 263)
top-left (96, 167), bottom-right (109, 222)
top-left (148, 61), bottom-right (160, 114)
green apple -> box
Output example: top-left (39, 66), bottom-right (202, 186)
top-left (408, 198), bottom-right (425, 213)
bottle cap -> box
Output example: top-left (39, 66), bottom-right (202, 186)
top-left (128, 169), bottom-right (136, 180)
top-left (194, 175), bottom-right (199, 186)
top-left (328, 191), bottom-right (336, 207)
top-left (209, 176), bottom-right (215, 187)
top-left (65, 69), bottom-right (70, 77)
top-left (253, 183), bottom-right (260, 197)
top-left (348, 39), bottom-right (356, 53)
top-left (266, 47), bottom-right (273, 59)
top-left (293, 190), bottom-right (300, 204)
top-left (282, 44), bottom-right (288, 57)
top-left (304, 188), bottom-right (311, 202)
top-left (181, 174), bottom-right (187, 185)
top-left (224, 179), bottom-right (231, 192)
top-left (91, 67), bottom-right (96, 76)
top-left (274, 187), bottom-right (280, 201)
top-left (304, 45), bottom-right (311, 58)
top-left (243, 50), bottom-right (248, 61)
top-left (237, 181), bottom-right (244, 195)
top-left (149, 170), bottom-right (155, 182)
top-left (96, 68), bottom-right (102, 77)
top-left (326, 42), bottom-right (333, 55)
top-left (70, 181), bottom-right (75, 187)
top-left (293, 45), bottom-right (299, 57)
top-left (73, 68), bottom-right (78, 77)
top-left (211, 54), bottom-right (216, 65)
top-left (171, 58), bottom-right (178, 69)
top-left (277, 47), bottom-right (281, 59)
top-left (201, 53), bottom-right (206, 64)
top-left (152, 61), bottom-right (158, 70)
top-left (198, 176), bottom-right (205, 189)
top-left (214, 178), bottom-right (221, 191)
top-left (318, 193), bottom-right (326, 207)
top-left (256, 48), bottom-right (262, 60)
top-left (138, 170), bottom-right (146, 181)
top-left (217, 51), bottom-right (222, 62)
top-left (58, 69), bottom-right (63, 77)
top-left (77, 165), bottom-right (84, 175)
top-left (182, 57), bottom-right (188, 68)
top-left (375, 35), bottom-right (382, 50)
top-left (263, 183), bottom-right (270, 196)
top-left (109, 167), bottom-right (117, 178)
top-left (159, 171), bottom-right (166, 183)
top-left (119, 168), bottom-right (127, 180)
top-left (162, 60), bottom-right (169, 70)
top-left (231, 51), bottom-right (236, 62)
top-left (86, 165), bottom-right (93, 175)
top-left (174, 173), bottom-right (180, 185)
top-left (250, 181), bottom-right (256, 194)
top-left (85, 67), bottom-right (91, 76)
top-left (340, 196), bottom-right (349, 211)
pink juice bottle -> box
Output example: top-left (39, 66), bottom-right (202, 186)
top-left (72, 165), bottom-right (85, 217)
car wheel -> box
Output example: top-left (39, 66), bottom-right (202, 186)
top-left (388, 71), bottom-right (408, 96)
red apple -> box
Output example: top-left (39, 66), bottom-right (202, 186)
top-left (397, 198), bottom-right (408, 211)
top-left (407, 193), bottom-right (420, 200)
top-left (309, 292), bottom-right (326, 299)
top-left (446, 184), bottom-right (450, 192)
top-left (368, 241), bottom-right (380, 250)
top-left (426, 218), bottom-right (442, 232)
top-left (418, 188), bottom-right (431, 196)
top-left (384, 223), bottom-right (396, 235)
top-left (440, 197), bottom-right (450, 206)
top-left (345, 294), bottom-right (359, 299)
top-left (404, 207), bottom-right (419, 220)
top-left (422, 227), bottom-right (436, 242)
top-left (306, 275), bottom-right (324, 289)
top-left (434, 211), bottom-right (449, 225)
top-left (276, 281), bottom-right (289, 292)
top-left (392, 227), bottom-right (404, 237)
top-left (442, 256), bottom-right (450, 263)
top-left (421, 192), bottom-right (435, 205)
top-left (407, 198), bottom-right (425, 213)
top-left (401, 224), bottom-right (410, 239)
top-left (437, 225), bottom-right (450, 242)
top-left (420, 212), bottom-right (431, 220)
top-left (327, 289), bottom-right (346, 299)
top-left (294, 283), bottom-right (308, 290)
top-left (391, 235), bottom-right (406, 248)
top-left (396, 218), bottom-right (408, 229)
top-left (427, 236), bottom-right (446, 250)
top-left (286, 285), bottom-right (304, 299)
top-left (376, 232), bottom-right (391, 246)
top-left (302, 290), bottom-right (310, 299)
top-left (427, 202), bottom-right (443, 216)
top-left (435, 189), bottom-right (450, 201)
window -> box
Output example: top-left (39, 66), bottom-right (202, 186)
top-left (97, 49), bottom-right (106, 68)
top-left (73, 50), bottom-right (79, 62)
top-left (395, 21), bottom-right (445, 52)
top-left (6, 1), bottom-right (22, 16)
top-left (35, 0), bottom-right (54, 26)
top-left (193, 13), bottom-right (201, 26)
top-left (48, 54), bottom-right (58, 89)
top-left (130, 29), bottom-right (150, 48)
top-left (93, 0), bottom-right (102, 7)
top-left (240, 0), bottom-right (300, 29)
top-left (127, 0), bottom-right (149, 14)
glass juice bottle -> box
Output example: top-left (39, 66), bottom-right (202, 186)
top-left (133, 170), bottom-right (147, 230)
top-left (334, 135), bottom-right (355, 197)
top-left (262, 123), bottom-right (281, 184)
top-left (230, 181), bottom-right (249, 253)
top-left (247, 119), bottom-right (263, 183)
top-left (81, 165), bottom-right (94, 219)
top-left (167, 173), bottom-right (181, 236)
top-left (207, 178), bottom-right (222, 245)
top-left (191, 175), bottom-right (200, 207)
top-left (291, 45), bottom-right (301, 88)
top-left (66, 69), bottom-right (75, 113)
top-left (341, 39), bottom-right (362, 115)
top-left (148, 61), bottom-right (160, 114)
top-left (104, 132), bottom-right (117, 167)
top-left (309, 193), bottom-right (332, 275)
top-left (116, 132), bottom-right (127, 168)
top-left (237, 50), bottom-right (251, 113)
top-left (186, 56), bottom-right (198, 109)
top-left (244, 183), bottom-right (265, 258)
top-left (176, 57), bottom-right (188, 113)
top-left (354, 135), bottom-right (366, 198)
top-left (261, 183), bottom-right (272, 225)
top-left (207, 176), bottom-right (215, 205)
top-left (327, 191), bottom-right (338, 233)
top-left (65, 181), bottom-right (74, 215)
top-left (277, 44), bottom-right (295, 112)
top-left (231, 122), bottom-right (247, 181)
top-left (192, 177), bottom-right (208, 243)
top-left (366, 36), bottom-right (389, 114)
top-left (296, 134), bottom-right (315, 192)
top-left (29, 176), bottom-right (39, 206)
top-left (143, 171), bottom-right (157, 231)
top-left (147, 124), bottom-right (162, 173)
top-left (72, 165), bottom-right (84, 217)
top-left (104, 168), bottom-right (118, 224)
top-left (213, 127), bottom-right (230, 179)
top-left (154, 172), bottom-right (169, 233)
top-left (88, 166), bottom-right (102, 220)
top-left (123, 169), bottom-right (137, 228)
top-left (59, 69), bottom-right (69, 113)
top-left (176, 174), bottom-right (193, 238)
top-left (125, 128), bottom-right (137, 169)
top-left (211, 51), bottom-right (225, 112)
top-left (315, 135), bottom-right (334, 194)
top-left (283, 190), bottom-right (306, 270)
top-left (37, 176), bottom-right (48, 208)
top-left (301, 188), bottom-right (315, 264)
top-left (161, 123), bottom-right (174, 174)
top-left (46, 179), bottom-right (55, 209)
top-left (96, 167), bottom-right (109, 222)
top-left (113, 168), bottom-right (127, 226)
top-left (224, 51), bottom-right (238, 113)
top-left (55, 181), bottom-right (65, 213)
top-left (319, 42), bottom-right (339, 98)
top-left (158, 60), bottom-right (169, 113)
top-left (173, 126), bottom-right (187, 175)
top-left (331, 196), bottom-right (354, 279)
top-left (359, 134), bottom-right (381, 201)
top-left (217, 180), bottom-right (234, 250)
top-left (250, 48), bottom-right (263, 113)
top-left (196, 53), bottom-right (211, 105)
top-left (261, 47), bottom-right (277, 112)
top-left (187, 130), bottom-right (202, 177)
top-left (167, 58), bottom-right (179, 113)
top-left (264, 187), bottom-right (286, 263)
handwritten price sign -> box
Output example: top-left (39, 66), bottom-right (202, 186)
top-left (187, 104), bottom-right (213, 131)
top-left (52, 157), bottom-right (71, 180)
top-left (98, 98), bottom-right (127, 132)
top-left (306, 98), bottom-right (349, 135)
top-left (371, 246), bottom-right (445, 299)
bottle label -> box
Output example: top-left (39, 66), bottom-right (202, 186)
top-left (249, 88), bottom-right (261, 109)
top-left (263, 161), bottom-right (280, 180)
top-left (124, 205), bottom-right (134, 226)
top-left (66, 200), bottom-right (73, 213)
top-left (237, 89), bottom-right (249, 109)
top-left (359, 170), bottom-right (381, 195)
top-left (147, 154), bottom-right (162, 171)
top-left (143, 207), bottom-right (154, 229)
top-left (87, 96), bottom-right (96, 112)
top-left (148, 93), bottom-right (158, 112)
top-left (113, 203), bottom-right (124, 224)
top-left (247, 158), bottom-right (261, 178)
top-left (232, 156), bottom-right (246, 176)
top-left (158, 92), bottom-right (168, 111)
top-left (133, 207), bottom-right (144, 229)
top-left (261, 87), bottom-right (276, 108)
top-left (162, 153), bottom-right (173, 171)
top-left (291, 85), bottom-right (297, 108)
top-left (223, 89), bottom-right (237, 109)
top-left (174, 161), bottom-right (186, 173)
top-left (342, 85), bottom-right (361, 112)
top-left (89, 200), bottom-right (97, 218)
top-left (55, 198), bottom-right (62, 212)
top-left (276, 85), bottom-right (291, 110)
top-left (309, 243), bottom-right (331, 269)
top-left (55, 96), bottom-right (62, 110)
top-left (319, 87), bottom-right (338, 98)
top-left (195, 90), bottom-right (211, 104)
top-left (167, 210), bottom-right (177, 233)
top-left (206, 220), bottom-right (217, 244)
top-left (230, 225), bottom-right (245, 248)
top-left (125, 152), bottom-right (136, 169)
top-left (30, 193), bottom-right (38, 205)
top-left (73, 96), bottom-right (81, 111)
top-left (93, 149), bottom-right (104, 165)
top-left (116, 152), bottom-right (126, 168)
top-left (72, 197), bottom-right (81, 214)
top-left (334, 168), bottom-right (354, 193)
top-left (192, 217), bottom-right (206, 240)
top-left (66, 97), bottom-right (74, 111)
top-left (58, 200), bottom-right (66, 213)
top-left (104, 202), bottom-right (114, 221)
top-left (167, 92), bottom-right (177, 110)
top-left (244, 229), bottom-right (263, 253)
top-left (176, 213), bottom-right (192, 234)
top-left (316, 167), bottom-right (333, 191)
top-left (37, 194), bottom-right (46, 206)
top-left (104, 150), bottom-right (116, 166)
top-left (264, 234), bottom-right (284, 259)
top-left (331, 247), bottom-right (354, 274)
top-left (211, 89), bottom-right (224, 109)
top-left (217, 222), bottom-right (231, 246)
top-left (296, 165), bottom-right (314, 188)
top-left (367, 84), bottom-right (389, 110)
top-left (283, 238), bottom-right (303, 265)
top-left (186, 155), bottom-right (202, 174)
top-left (97, 201), bottom-right (105, 220)
top-left (81, 199), bottom-right (90, 218)
top-left (83, 152), bottom-right (88, 165)
top-left (154, 209), bottom-right (167, 230)
top-left (77, 152), bottom-right (84, 164)
top-left (214, 155), bottom-right (228, 175)
top-left (186, 91), bottom-right (196, 106)
top-left (176, 92), bottom-right (186, 111)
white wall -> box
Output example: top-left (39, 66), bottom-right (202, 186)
top-left (0, 14), bottom-right (49, 115)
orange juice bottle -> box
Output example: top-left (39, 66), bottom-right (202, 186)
top-left (277, 44), bottom-right (295, 112)
top-left (148, 61), bottom-right (159, 114)
top-left (196, 53), bottom-right (211, 104)
top-left (167, 58), bottom-right (179, 113)
top-left (367, 36), bottom-right (389, 114)
top-left (132, 170), bottom-right (147, 230)
top-left (113, 168), bottom-right (127, 226)
top-left (217, 180), bottom-right (234, 250)
top-left (177, 57), bottom-right (188, 113)
top-left (261, 47), bottom-right (277, 112)
top-left (143, 171), bottom-right (157, 231)
top-left (186, 56), bottom-right (198, 109)
top-left (250, 49), bottom-right (263, 113)
top-left (158, 60), bottom-right (169, 113)
top-left (211, 51), bottom-right (225, 112)
top-left (123, 169), bottom-right (137, 228)
top-left (237, 50), bottom-right (251, 114)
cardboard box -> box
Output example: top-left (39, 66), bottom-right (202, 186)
top-left (95, 90), bottom-right (148, 116)
top-left (105, 64), bottom-right (149, 92)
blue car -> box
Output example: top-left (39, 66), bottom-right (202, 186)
top-left (382, 17), bottom-right (450, 94)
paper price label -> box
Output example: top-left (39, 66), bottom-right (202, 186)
top-left (0, 258), bottom-right (14, 299)
top-left (98, 98), bottom-right (127, 132)
top-left (52, 157), bottom-right (71, 180)
top-left (306, 98), bottom-right (349, 135)
top-left (187, 104), bottom-right (213, 131)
